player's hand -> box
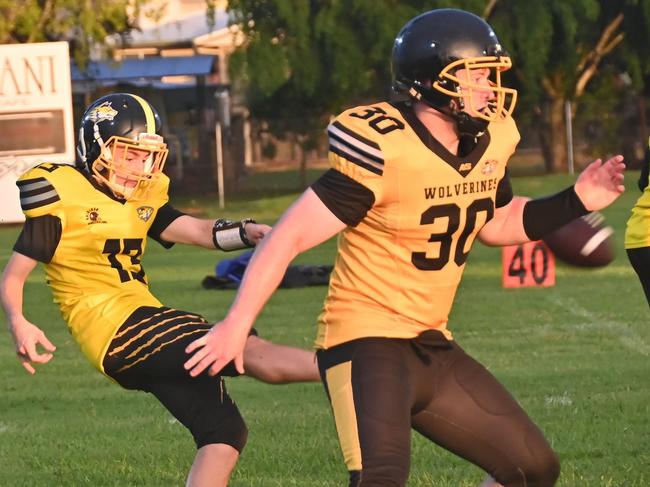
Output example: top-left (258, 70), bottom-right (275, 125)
top-left (184, 318), bottom-right (249, 377)
top-left (9, 317), bottom-right (56, 375)
top-left (575, 155), bottom-right (625, 211)
top-left (244, 223), bottom-right (271, 246)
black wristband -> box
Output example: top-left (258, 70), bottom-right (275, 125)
top-left (212, 218), bottom-right (257, 251)
top-left (522, 186), bottom-right (589, 240)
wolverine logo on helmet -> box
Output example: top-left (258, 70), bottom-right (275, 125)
top-left (89, 102), bottom-right (118, 123)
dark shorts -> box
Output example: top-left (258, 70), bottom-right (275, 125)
top-left (317, 330), bottom-right (560, 487)
top-left (102, 306), bottom-right (248, 451)
top-left (627, 247), bottom-right (650, 305)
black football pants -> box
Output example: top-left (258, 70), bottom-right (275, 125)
top-left (627, 247), bottom-right (650, 306)
top-left (317, 331), bottom-right (560, 487)
top-left (103, 306), bottom-right (248, 451)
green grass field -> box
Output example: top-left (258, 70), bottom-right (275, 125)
top-left (0, 169), bottom-right (648, 486)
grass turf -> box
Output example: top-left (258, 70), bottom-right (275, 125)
top-left (0, 169), bottom-right (647, 486)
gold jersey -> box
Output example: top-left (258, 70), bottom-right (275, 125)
top-left (625, 159), bottom-right (650, 249)
top-left (17, 163), bottom-right (170, 371)
top-left (315, 102), bottom-right (520, 349)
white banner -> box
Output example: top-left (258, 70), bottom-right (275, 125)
top-left (0, 41), bottom-right (74, 223)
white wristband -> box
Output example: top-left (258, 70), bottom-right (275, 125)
top-left (212, 218), bottom-right (255, 251)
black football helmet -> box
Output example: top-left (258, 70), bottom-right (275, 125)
top-left (76, 93), bottom-right (168, 199)
top-left (392, 9), bottom-right (517, 134)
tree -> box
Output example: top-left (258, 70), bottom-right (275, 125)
top-left (228, 0), bottom-right (650, 174)
top-left (227, 0), bottom-right (440, 187)
top-left (0, 0), bottom-right (156, 66)
top-left (488, 0), bottom-right (650, 172)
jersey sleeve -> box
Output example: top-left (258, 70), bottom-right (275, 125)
top-left (13, 215), bottom-right (62, 263)
top-left (326, 107), bottom-right (386, 203)
top-left (148, 203), bottom-right (186, 248)
top-left (16, 165), bottom-right (65, 218)
top-left (311, 169), bottom-right (375, 226)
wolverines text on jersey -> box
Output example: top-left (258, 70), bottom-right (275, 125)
top-left (312, 102), bottom-right (520, 349)
top-left (15, 163), bottom-right (171, 371)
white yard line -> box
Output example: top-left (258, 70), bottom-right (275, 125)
top-left (551, 296), bottom-right (650, 356)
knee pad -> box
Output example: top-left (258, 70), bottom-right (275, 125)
top-left (193, 414), bottom-right (248, 452)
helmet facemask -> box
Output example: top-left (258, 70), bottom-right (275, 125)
top-left (91, 132), bottom-right (168, 200)
top-left (434, 56), bottom-right (517, 124)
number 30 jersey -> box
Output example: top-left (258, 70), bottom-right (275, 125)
top-left (313, 101), bottom-right (520, 349)
top-left (15, 163), bottom-right (170, 370)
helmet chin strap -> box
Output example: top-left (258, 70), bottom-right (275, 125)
top-left (448, 109), bottom-right (489, 139)
top-left (410, 85), bottom-right (489, 140)
top-left (437, 91), bottom-right (489, 138)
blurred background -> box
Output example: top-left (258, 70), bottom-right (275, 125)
top-left (2, 0), bottom-right (650, 200)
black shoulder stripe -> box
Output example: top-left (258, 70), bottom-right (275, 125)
top-left (332, 120), bottom-right (380, 150)
top-left (330, 145), bottom-right (383, 176)
top-left (21, 195), bottom-right (61, 211)
top-left (16, 177), bottom-right (52, 189)
top-left (328, 131), bottom-right (384, 164)
top-left (17, 177), bottom-right (60, 210)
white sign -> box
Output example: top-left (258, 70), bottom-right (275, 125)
top-left (0, 41), bottom-right (74, 223)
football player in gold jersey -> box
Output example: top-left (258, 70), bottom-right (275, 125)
top-left (184, 9), bottom-right (624, 487)
top-left (625, 138), bottom-right (650, 305)
top-left (0, 93), bottom-right (319, 487)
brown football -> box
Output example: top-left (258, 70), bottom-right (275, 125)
top-left (542, 212), bottom-right (615, 267)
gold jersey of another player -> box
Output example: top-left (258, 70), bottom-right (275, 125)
top-left (625, 157), bottom-right (650, 249)
top-left (316, 102), bottom-right (520, 349)
top-left (17, 163), bottom-right (169, 370)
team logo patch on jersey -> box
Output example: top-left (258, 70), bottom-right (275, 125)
top-left (459, 162), bottom-right (473, 173)
top-left (85, 207), bottom-right (106, 224)
top-left (89, 102), bottom-right (118, 123)
top-left (136, 206), bottom-right (154, 222)
top-left (481, 159), bottom-right (498, 175)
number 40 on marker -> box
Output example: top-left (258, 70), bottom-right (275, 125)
top-left (502, 241), bottom-right (555, 288)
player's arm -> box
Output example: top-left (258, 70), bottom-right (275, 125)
top-left (1, 252), bottom-right (56, 375)
top-left (184, 189), bottom-right (347, 377)
top-left (161, 215), bottom-right (270, 249)
top-left (184, 109), bottom-right (382, 377)
top-left (150, 203), bottom-right (270, 250)
top-left (480, 155), bottom-right (625, 246)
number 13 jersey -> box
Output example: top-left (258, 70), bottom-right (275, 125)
top-left (313, 101), bottom-right (520, 349)
top-left (15, 163), bottom-right (170, 370)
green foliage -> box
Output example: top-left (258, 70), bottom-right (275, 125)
top-left (227, 1), bottom-right (650, 172)
top-left (0, 0), bottom-right (155, 66)
top-left (572, 66), bottom-right (625, 157)
top-left (226, 0), bottom-right (432, 133)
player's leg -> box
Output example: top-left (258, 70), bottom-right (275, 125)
top-left (317, 338), bottom-right (416, 487)
top-left (243, 334), bottom-right (319, 383)
top-left (478, 476), bottom-right (503, 487)
top-left (626, 247), bottom-right (650, 305)
top-left (186, 443), bottom-right (238, 487)
top-left (103, 305), bottom-right (317, 382)
top-left (143, 376), bottom-right (247, 487)
top-left (103, 306), bottom-right (248, 486)
top-left (147, 377), bottom-right (246, 487)
top-left (411, 341), bottom-right (559, 487)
